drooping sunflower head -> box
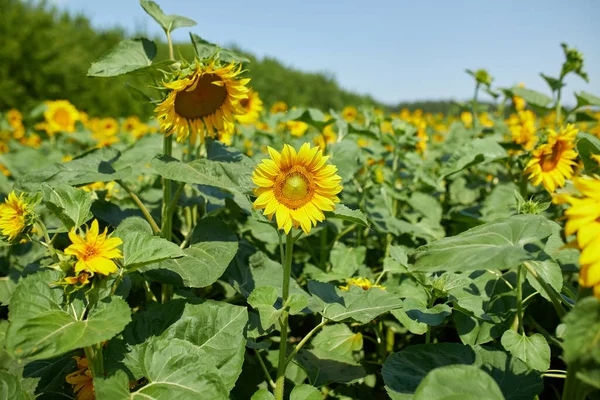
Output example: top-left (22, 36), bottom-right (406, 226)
top-left (0, 191), bottom-right (35, 243)
top-left (64, 219), bottom-right (123, 276)
top-left (525, 124), bottom-right (579, 193)
top-left (66, 356), bottom-right (95, 400)
top-left (252, 143), bottom-right (343, 234)
top-left (155, 60), bottom-right (250, 144)
top-left (43, 100), bottom-right (79, 135)
top-left (236, 89), bottom-right (264, 125)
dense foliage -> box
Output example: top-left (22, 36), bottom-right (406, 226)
top-left (0, 1), bottom-right (599, 400)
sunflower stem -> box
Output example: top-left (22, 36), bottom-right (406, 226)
top-left (161, 133), bottom-right (173, 303)
top-left (35, 220), bottom-right (58, 262)
top-left (472, 82), bottom-right (480, 130)
top-left (555, 78), bottom-right (563, 127)
top-left (523, 261), bottom-right (565, 318)
top-left (515, 265), bottom-right (524, 334)
top-left (275, 232), bottom-right (294, 400)
top-left (284, 318), bottom-right (327, 368)
top-left (116, 180), bottom-right (160, 234)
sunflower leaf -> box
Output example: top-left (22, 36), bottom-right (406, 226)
top-left (413, 365), bottom-right (505, 400)
top-left (190, 33), bottom-right (250, 64)
top-left (576, 132), bottom-right (600, 175)
top-left (140, 0), bottom-right (197, 33)
top-left (41, 184), bottom-right (93, 232)
top-left (325, 204), bottom-right (369, 228)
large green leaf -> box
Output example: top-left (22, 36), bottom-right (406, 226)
top-left (525, 259), bottom-right (563, 302)
top-left (41, 184), bottom-right (93, 231)
top-left (290, 384), bottom-right (322, 400)
top-left (141, 216), bottom-right (238, 287)
top-left (115, 217), bottom-right (185, 270)
top-left (439, 138), bottom-right (507, 178)
top-left (325, 204), bottom-right (370, 228)
top-left (16, 148), bottom-right (132, 191)
top-left (413, 365), bottom-right (505, 400)
top-left (308, 281), bottom-right (402, 324)
top-left (98, 338), bottom-right (228, 400)
top-left (190, 33), bottom-right (251, 64)
top-left (563, 297), bottom-right (600, 388)
top-left (575, 91), bottom-right (600, 108)
top-left (411, 215), bottom-right (556, 273)
top-left (311, 324), bottom-right (363, 358)
top-left (0, 371), bottom-right (33, 400)
top-left (140, 0), bottom-right (197, 32)
top-left (88, 38), bottom-right (173, 77)
top-left (6, 271), bottom-right (131, 360)
top-left (511, 87), bottom-right (553, 107)
top-left (382, 343), bottom-right (542, 400)
top-left (501, 330), bottom-right (550, 372)
top-left (294, 348), bottom-right (366, 387)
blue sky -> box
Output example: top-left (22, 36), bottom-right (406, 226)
top-left (55, 0), bottom-right (599, 105)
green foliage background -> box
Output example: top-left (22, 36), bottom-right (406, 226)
top-left (0, 0), bottom-right (467, 117)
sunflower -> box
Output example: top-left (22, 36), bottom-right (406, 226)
top-left (553, 176), bottom-right (600, 299)
top-left (6, 109), bottom-right (22, 129)
top-left (507, 110), bottom-right (537, 150)
top-left (287, 120), bottom-right (308, 137)
top-left (44, 100), bottom-right (79, 135)
top-left (339, 277), bottom-right (385, 291)
top-left (342, 106), bottom-right (358, 122)
top-left (155, 61), bottom-right (250, 143)
top-left (461, 111), bottom-right (473, 128)
top-left (122, 116), bottom-right (141, 133)
top-left (525, 124), bottom-right (578, 192)
top-left (270, 101), bottom-right (288, 114)
top-left (65, 356), bottom-right (95, 400)
top-left (0, 191), bottom-right (34, 242)
top-left (64, 219), bottom-right (123, 275)
top-left (252, 143), bottom-right (343, 234)
top-left (236, 89), bottom-right (264, 124)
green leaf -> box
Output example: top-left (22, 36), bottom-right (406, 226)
top-left (88, 38), bottom-right (171, 77)
top-left (105, 338), bottom-right (229, 399)
top-left (190, 33), bottom-right (250, 63)
top-left (6, 272), bottom-right (131, 360)
top-left (525, 259), bottom-right (563, 302)
top-left (402, 299), bottom-right (452, 327)
top-left (408, 192), bottom-right (442, 223)
top-left (140, 0), bottom-right (197, 32)
top-left (294, 348), bottom-right (366, 386)
top-left (251, 389), bottom-right (275, 400)
top-left (311, 324), bottom-right (363, 358)
top-left (308, 281), bottom-right (402, 324)
top-left (248, 286), bottom-right (281, 330)
top-left (439, 138), bottom-right (507, 178)
top-left (382, 343), bottom-right (542, 400)
top-left (329, 140), bottom-right (362, 182)
top-left (511, 87), bottom-right (553, 107)
top-left (290, 384), bottom-right (322, 400)
top-left (141, 216), bottom-right (238, 287)
top-left (576, 133), bottom-right (600, 175)
top-left (16, 148), bottom-right (132, 192)
top-left (501, 330), bottom-right (550, 372)
top-left (285, 107), bottom-right (334, 131)
top-left (575, 91), bottom-right (600, 108)
top-left (413, 365), bottom-right (505, 400)
top-left (325, 204), bottom-right (370, 228)
top-left (0, 371), bottom-right (33, 400)
top-left (540, 73), bottom-right (565, 92)
top-left (41, 184), bottom-right (93, 231)
top-left (563, 297), bottom-right (600, 388)
top-left (115, 217), bottom-right (185, 270)
top-left (411, 215), bottom-right (557, 273)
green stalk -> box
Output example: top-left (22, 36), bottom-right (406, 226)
top-left (285, 318), bottom-right (327, 368)
top-left (83, 343), bottom-right (104, 378)
top-left (472, 82), bottom-right (480, 129)
top-left (523, 261), bottom-right (565, 318)
top-left (555, 81), bottom-right (563, 126)
top-left (116, 180), bottom-right (160, 234)
top-left (161, 134), bottom-right (173, 303)
top-left (320, 226), bottom-right (328, 268)
top-left (275, 232), bottom-right (294, 400)
top-left (515, 265), bottom-right (524, 333)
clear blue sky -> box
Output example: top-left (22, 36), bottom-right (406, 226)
top-left (55, 0), bottom-right (599, 106)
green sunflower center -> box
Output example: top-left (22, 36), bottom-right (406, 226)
top-left (274, 167), bottom-right (315, 209)
top-left (174, 74), bottom-right (228, 119)
top-left (282, 173), bottom-right (309, 201)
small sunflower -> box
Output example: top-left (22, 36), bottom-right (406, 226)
top-left (0, 191), bottom-right (34, 242)
top-left (6, 109), bottom-right (23, 129)
top-left (65, 356), bottom-right (95, 400)
top-left (461, 111), bottom-right (473, 128)
top-left (287, 120), bottom-right (308, 137)
top-left (507, 110), bottom-right (537, 150)
top-left (525, 124), bottom-right (579, 193)
top-left (155, 61), bottom-right (250, 143)
top-left (339, 277), bottom-right (385, 291)
top-left (44, 100), bottom-right (79, 135)
top-left (553, 176), bottom-right (600, 299)
top-left (342, 106), bottom-right (358, 122)
top-left (122, 116), bottom-right (141, 133)
top-left (252, 143), bottom-right (343, 234)
top-left (236, 89), bottom-right (264, 124)
top-left (270, 101), bottom-right (288, 114)
top-left (64, 219), bottom-right (123, 276)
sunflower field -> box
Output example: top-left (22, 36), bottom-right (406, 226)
top-left (1, 1), bottom-right (600, 400)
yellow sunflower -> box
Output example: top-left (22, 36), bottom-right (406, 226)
top-left (155, 61), bottom-right (250, 143)
top-left (0, 191), bottom-right (34, 242)
top-left (553, 176), bottom-right (600, 299)
top-left (44, 100), bottom-right (79, 135)
top-left (122, 116), bottom-right (141, 133)
top-left (461, 111), bottom-right (473, 128)
top-left (65, 356), bottom-right (95, 400)
top-left (64, 219), bottom-right (123, 275)
top-left (7, 109), bottom-right (23, 129)
top-left (525, 124), bottom-right (578, 192)
top-left (287, 120), bottom-right (308, 137)
top-left (339, 277), bottom-right (385, 291)
top-left (252, 143), bottom-right (343, 234)
top-left (342, 106), bottom-right (358, 122)
top-left (236, 89), bottom-right (264, 124)
top-left (270, 101), bottom-right (288, 114)
top-left (507, 110), bottom-right (537, 150)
